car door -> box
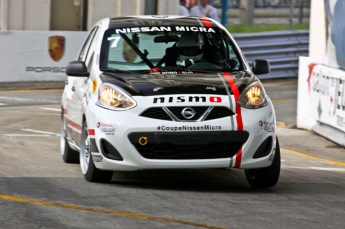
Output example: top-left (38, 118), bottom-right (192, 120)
top-left (66, 25), bottom-right (99, 145)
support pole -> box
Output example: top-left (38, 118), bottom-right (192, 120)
top-left (240, 0), bottom-right (254, 25)
top-left (1, 0), bottom-right (8, 30)
top-left (221, 0), bottom-right (228, 26)
top-left (289, 0), bottom-right (294, 30)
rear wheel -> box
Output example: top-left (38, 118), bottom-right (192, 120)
top-left (60, 111), bottom-right (79, 163)
top-left (80, 121), bottom-right (113, 183)
top-left (244, 137), bottom-right (281, 188)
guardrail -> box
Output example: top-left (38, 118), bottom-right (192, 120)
top-left (233, 30), bottom-right (309, 79)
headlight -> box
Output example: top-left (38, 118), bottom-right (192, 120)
top-left (238, 82), bottom-right (269, 109)
top-left (96, 83), bottom-right (136, 110)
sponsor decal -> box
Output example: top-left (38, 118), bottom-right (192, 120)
top-left (209, 96), bottom-right (222, 103)
top-left (49, 36), bottom-right (65, 62)
top-left (259, 120), bottom-right (263, 126)
top-left (152, 15), bottom-right (169, 19)
top-left (153, 96), bottom-right (223, 104)
top-left (179, 71), bottom-right (194, 74)
top-left (138, 136), bottom-right (148, 145)
top-left (162, 71), bottom-right (178, 74)
top-left (26, 67), bottom-right (66, 73)
top-left (153, 87), bottom-right (164, 92)
top-left (206, 87), bottom-right (216, 91)
top-left (157, 125), bottom-right (221, 131)
top-left (307, 63), bottom-right (318, 93)
top-left (259, 120), bottom-right (274, 132)
top-left (114, 26), bottom-right (215, 34)
top-left (149, 68), bottom-right (161, 75)
top-left (96, 122), bottom-right (115, 135)
top-left (309, 65), bottom-right (345, 131)
top-left (149, 69), bottom-right (195, 75)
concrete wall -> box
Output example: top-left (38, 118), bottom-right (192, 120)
top-left (0, 0), bottom-right (179, 31)
top-left (1, 0), bottom-right (50, 30)
top-left (86, 0), bottom-right (179, 30)
top-left (157, 0), bottom-right (179, 16)
top-left (0, 30), bottom-right (87, 82)
top-left (51, 0), bottom-right (81, 31)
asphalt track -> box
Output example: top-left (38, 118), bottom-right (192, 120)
top-left (0, 79), bottom-right (345, 229)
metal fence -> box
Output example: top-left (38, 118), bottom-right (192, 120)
top-left (232, 30), bottom-right (309, 79)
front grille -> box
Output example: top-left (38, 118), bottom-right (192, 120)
top-left (168, 106), bottom-right (208, 120)
top-left (140, 106), bottom-right (234, 121)
top-left (128, 131), bottom-right (249, 160)
top-left (133, 142), bottom-right (243, 159)
top-left (140, 107), bottom-right (171, 121)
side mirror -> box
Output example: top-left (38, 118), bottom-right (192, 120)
top-left (252, 59), bottom-right (270, 75)
top-left (66, 60), bottom-right (89, 77)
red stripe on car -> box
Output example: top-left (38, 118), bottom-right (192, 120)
top-left (222, 72), bottom-right (243, 130)
top-left (222, 72), bottom-right (244, 168)
top-left (200, 17), bottom-right (212, 28)
top-left (235, 148), bottom-right (242, 168)
top-left (67, 120), bottom-right (82, 131)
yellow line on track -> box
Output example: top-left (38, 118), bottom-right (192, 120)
top-left (0, 194), bottom-right (228, 229)
top-left (281, 148), bottom-right (345, 167)
top-left (276, 125), bottom-right (286, 129)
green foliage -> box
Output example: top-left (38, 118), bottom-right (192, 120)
top-left (226, 24), bottom-right (309, 33)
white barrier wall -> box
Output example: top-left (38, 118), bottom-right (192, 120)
top-left (0, 30), bottom-right (87, 82)
top-left (297, 56), bottom-right (318, 130)
top-left (297, 0), bottom-right (345, 146)
top-left (298, 56), bottom-right (345, 146)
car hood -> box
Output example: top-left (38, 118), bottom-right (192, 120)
top-left (99, 71), bottom-right (257, 96)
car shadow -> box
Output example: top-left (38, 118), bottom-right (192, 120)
top-left (108, 168), bottom-right (276, 193)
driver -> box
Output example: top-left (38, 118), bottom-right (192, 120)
top-left (176, 33), bottom-right (204, 67)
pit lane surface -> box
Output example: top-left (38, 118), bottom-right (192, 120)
top-left (0, 79), bottom-right (345, 229)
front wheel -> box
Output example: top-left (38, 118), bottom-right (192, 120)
top-left (244, 137), bottom-right (281, 188)
top-left (80, 121), bottom-right (113, 183)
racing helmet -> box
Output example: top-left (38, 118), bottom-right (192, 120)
top-left (176, 33), bottom-right (204, 61)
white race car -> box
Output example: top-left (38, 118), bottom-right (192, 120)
top-left (61, 15), bottom-right (280, 188)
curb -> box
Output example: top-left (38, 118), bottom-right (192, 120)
top-left (0, 81), bottom-right (65, 91)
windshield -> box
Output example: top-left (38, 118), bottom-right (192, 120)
top-left (100, 26), bottom-right (243, 73)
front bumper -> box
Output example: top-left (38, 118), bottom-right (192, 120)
top-left (87, 101), bottom-right (277, 171)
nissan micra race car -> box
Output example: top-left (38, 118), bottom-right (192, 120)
top-left (61, 15), bottom-right (280, 188)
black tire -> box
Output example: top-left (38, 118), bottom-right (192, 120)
top-left (244, 137), bottom-right (281, 188)
top-left (80, 121), bottom-right (113, 183)
top-left (61, 110), bottom-right (79, 163)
